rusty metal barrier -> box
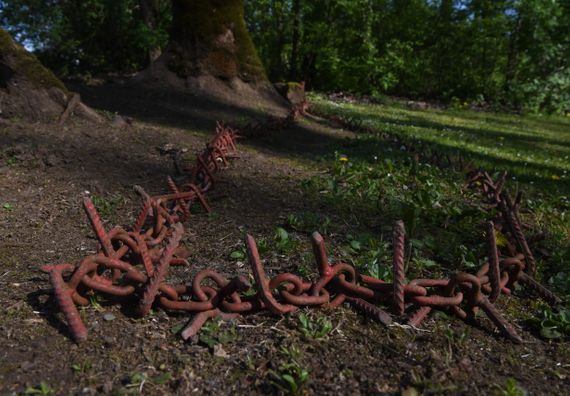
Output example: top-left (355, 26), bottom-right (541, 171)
top-left (40, 111), bottom-right (560, 345)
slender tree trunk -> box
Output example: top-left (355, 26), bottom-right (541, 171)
top-left (504, 15), bottom-right (522, 100)
top-left (433, 0), bottom-right (451, 95)
top-left (139, 0), bottom-right (162, 63)
top-left (289, 0), bottom-right (301, 81)
top-left (301, 52), bottom-right (316, 89)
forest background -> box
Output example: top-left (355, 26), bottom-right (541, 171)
top-left (1, 0), bottom-right (569, 114)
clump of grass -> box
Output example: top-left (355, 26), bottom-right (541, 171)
top-left (268, 345), bottom-right (310, 395)
top-left (297, 312), bottom-right (332, 340)
top-left (528, 306), bottom-right (570, 340)
top-left (90, 193), bottom-right (126, 220)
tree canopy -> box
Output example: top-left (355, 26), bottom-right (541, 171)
top-left (1, 0), bottom-right (569, 113)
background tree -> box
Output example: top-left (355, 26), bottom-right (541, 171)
top-left (0, 0), bottom-right (172, 76)
top-left (1, 0), bottom-right (569, 113)
top-left (158, 0), bottom-right (266, 83)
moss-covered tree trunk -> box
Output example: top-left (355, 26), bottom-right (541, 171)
top-left (0, 28), bottom-right (102, 123)
top-left (0, 28), bottom-right (70, 120)
top-left (164, 0), bottom-right (267, 83)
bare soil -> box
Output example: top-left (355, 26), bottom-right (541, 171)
top-left (0, 82), bottom-right (568, 395)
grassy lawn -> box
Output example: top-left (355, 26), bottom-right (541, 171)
top-left (297, 94), bottom-right (569, 322)
top-left (310, 94), bottom-right (570, 190)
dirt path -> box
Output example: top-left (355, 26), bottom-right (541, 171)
top-left (0, 85), bottom-right (568, 395)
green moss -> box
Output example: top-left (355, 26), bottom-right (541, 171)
top-left (0, 28), bottom-right (68, 93)
top-left (170, 0), bottom-right (266, 81)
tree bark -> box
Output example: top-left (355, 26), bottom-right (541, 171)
top-left (289, 0), bottom-right (301, 81)
top-left (163, 0), bottom-right (267, 83)
top-left (0, 28), bottom-right (69, 121)
top-left (139, 0), bottom-right (163, 63)
top-left (0, 28), bottom-right (102, 123)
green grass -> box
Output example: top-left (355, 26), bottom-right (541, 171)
top-left (310, 94), bottom-right (570, 189)
top-left (301, 94), bottom-right (570, 300)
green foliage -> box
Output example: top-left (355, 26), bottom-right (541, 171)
top-left (500, 378), bottom-right (527, 396)
top-left (90, 194), bottom-right (126, 220)
top-left (273, 226), bottom-right (299, 253)
top-left (1, 0), bottom-right (171, 76)
top-left (229, 236), bottom-right (270, 261)
top-left (198, 319), bottom-right (237, 348)
top-left (3, 1), bottom-right (569, 112)
top-left (549, 271), bottom-right (570, 296)
top-left (268, 345), bottom-right (310, 395)
top-left (71, 361), bottom-right (92, 374)
top-left (118, 371), bottom-right (173, 394)
top-left (529, 307), bottom-right (570, 340)
top-left (24, 383), bottom-right (54, 396)
top-left (514, 68), bottom-right (570, 115)
top-left (297, 312), bottom-right (332, 339)
top-left (304, 96), bottom-right (570, 283)
top-left (343, 233), bottom-right (392, 280)
top-left (287, 212), bottom-right (332, 234)
top-left (229, 249), bottom-right (246, 260)
top-left (245, 0), bottom-right (570, 114)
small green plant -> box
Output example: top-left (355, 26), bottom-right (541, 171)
top-left (296, 252), bottom-right (315, 279)
top-left (269, 345), bottom-right (310, 395)
top-left (91, 194), bottom-right (125, 219)
top-left (444, 327), bottom-right (471, 347)
top-left (273, 227), bottom-right (298, 253)
top-left (287, 212), bottom-right (332, 234)
top-left (298, 312), bottom-right (333, 340)
top-left (2, 202), bottom-right (13, 211)
top-left (119, 371), bottom-right (173, 394)
top-left (500, 378), bottom-right (526, 396)
top-left (89, 295), bottom-right (103, 311)
top-left (549, 270), bottom-right (570, 295)
top-left (529, 307), bottom-right (570, 339)
top-left (71, 360), bottom-right (92, 374)
top-left (229, 238), bottom-right (269, 260)
top-left (344, 234), bottom-right (392, 280)
top-left (229, 247), bottom-right (246, 260)
top-left (24, 383), bottom-right (54, 395)
top-left (199, 319), bottom-right (237, 348)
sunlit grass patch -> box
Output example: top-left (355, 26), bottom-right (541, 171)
top-left (304, 94), bottom-right (570, 297)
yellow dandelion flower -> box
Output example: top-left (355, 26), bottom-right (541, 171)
top-left (339, 155), bottom-right (349, 162)
top-left (551, 175), bottom-right (561, 180)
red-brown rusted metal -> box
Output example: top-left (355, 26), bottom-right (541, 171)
top-left (40, 112), bottom-right (560, 347)
top-left (392, 221), bottom-right (406, 316)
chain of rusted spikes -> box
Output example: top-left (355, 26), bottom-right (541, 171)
top-left (41, 122), bottom-right (240, 342)
top-left (41, 118), bottom-right (559, 345)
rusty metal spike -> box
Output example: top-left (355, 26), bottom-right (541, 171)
top-left (487, 221), bottom-right (501, 303)
top-left (392, 221), bottom-right (406, 316)
top-left (138, 223), bottom-right (184, 317)
top-left (346, 296), bottom-right (392, 326)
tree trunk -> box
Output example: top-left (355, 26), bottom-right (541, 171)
top-left (0, 28), bottom-right (70, 121)
top-left (289, 0), bottom-right (301, 81)
top-left (139, 0), bottom-right (163, 63)
top-left (163, 0), bottom-right (267, 83)
top-left (0, 28), bottom-right (102, 123)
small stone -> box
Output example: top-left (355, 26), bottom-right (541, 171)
top-left (213, 344), bottom-right (229, 358)
top-left (103, 313), bottom-right (116, 321)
